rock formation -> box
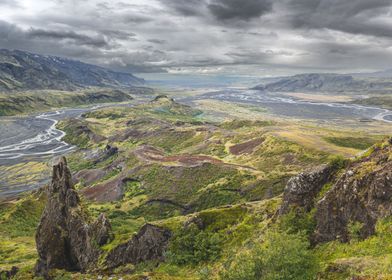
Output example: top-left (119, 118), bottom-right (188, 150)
top-left (279, 164), bottom-right (335, 215)
top-left (280, 139), bottom-right (392, 244)
top-left (35, 157), bottom-right (172, 277)
top-left (105, 224), bottom-right (171, 269)
top-left (35, 157), bottom-right (113, 276)
top-left (314, 142), bottom-right (392, 243)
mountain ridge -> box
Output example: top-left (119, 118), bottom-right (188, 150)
top-left (253, 72), bottom-right (392, 94)
top-left (0, 49), bottom-right (144, 92)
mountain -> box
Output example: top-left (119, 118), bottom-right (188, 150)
top-left (254, 73), bottom-right (392, 93)
top-left (354, 68), bottom-right (392, 78)
top-left (0, 49), bottom-right (144, 92)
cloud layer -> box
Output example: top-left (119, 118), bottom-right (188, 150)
top-left (0, 0), bottom-right (391, 74)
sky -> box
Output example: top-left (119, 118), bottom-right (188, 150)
top-left (0, 0), bottom-right (392, 76)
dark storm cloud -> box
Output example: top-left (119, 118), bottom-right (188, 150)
top-left (122, 14), bottom-right (154, 23)
top-left (100, 30), bottom-right (137, 40)
top-left (163, 0), bottom-right (206, 16)
top-left (147, 39), bottom-right (166, 44)
top-left (287, 0), bottom-right (392, 38)
top-left (161, 0), bottom-right (273, 22)
top-left (0, 0), bottom-right (19, 7)
top-left (28, 28), bottom-right (109, 47)
top-left (208, 0), bottom-right (273, 21)
top-left (0, 21), bottom-right (108, 55)
top-left (1, 0), bottom-right (392, 74)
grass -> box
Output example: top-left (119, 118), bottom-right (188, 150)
top-left (323, 136), bottom-right (379, 150)
top-left (354, 95), bottom-right (392, 110)
top-left (0, 192), bottom-right (46, 271)
top-left (0, 88), bottom-right (135, 116)
top-left (315, 217), bottom-right (392, 279)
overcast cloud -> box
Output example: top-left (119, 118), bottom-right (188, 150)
top-left (0, 0), bottom-right (391, 75)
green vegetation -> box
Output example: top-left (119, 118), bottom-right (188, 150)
top-left (354, 95), bottom-right (392, 110)
top-left (315, 217), bottom-right (392, 279)
top-left (166, 223), bottom-right (222, 266)
top-left (0, 88), bottom-right (135, 116)
top-left (220, 230), bottom-right (319, 280)
top-left (278, 209), bottom-right (316, 237)
top-left (0, 192), bottom-right (46, 271)
top-left (323, 136), bottom-right (379, 150)
top-left (2, 95), bottom-right (390, 279)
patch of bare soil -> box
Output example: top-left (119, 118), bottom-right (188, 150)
top-left (229, 138), bottom-right (264, 155)
top-left (73, 169), bottom-right (106, 186)
top-left (81, 177), bottom-right (124, 202)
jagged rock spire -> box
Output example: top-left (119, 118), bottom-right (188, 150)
top-left (35, 157), bottom-right (113, 277)
top-left (35, 156), bottom-right (172, 277)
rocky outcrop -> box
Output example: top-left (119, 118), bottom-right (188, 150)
top-left (93, 145), bottom-right (119, 164)
top-left (278, 137), bottom-right (392, 244)
top-left (35, 157), bottom-right (113, 277)
top-left (280, 139), bottom-right (392, 244)
top-left (105, 224), bottom-right (171, 269)
top-left (35, 157), bottom-right (172, 276)
top-left (279, 164), bottom-right (335, 215)
top-left (314, 142), bottom-right (392, 243)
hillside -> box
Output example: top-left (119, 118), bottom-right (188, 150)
top-left (1, 96), bottom-right (390, 279)
top-left (254, 73), bottom-right (392, 94)
top-left (0, 49), bottom-right (144, 92)
top-left (0, 87), bottom-right (154, 116)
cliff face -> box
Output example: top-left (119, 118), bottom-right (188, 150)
top-left (280, 139), bottom-right (392, 243)
top-left (314, 141), bottom-right (392, 243)
top-left (35, 157), bottom-right (113, 276)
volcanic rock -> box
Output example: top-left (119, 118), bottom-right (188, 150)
top-left (35, 157), bottom-right (113, 277)
top-left (279, 164), bottom-right (335, 214)
top-left (105, 224), bottom-right (171, 269)
top-left (314, 142), bottom-right (392, 243)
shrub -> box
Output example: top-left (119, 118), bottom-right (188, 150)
top-left (328, 155), bottom-right (349, 170)
top-left (278, 209), bottom-right (316, 236)
top-left (347, 221), bottom-right (364, 242)
top-left (166, 224), bottom-right (222, 266)
top-left (220, 230), bottom-right (319, 280)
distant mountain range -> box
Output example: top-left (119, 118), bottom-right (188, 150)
top-left (0, 49), bottom-right (144, 92)
top-left (254, 73), bottom-right (392, 94)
